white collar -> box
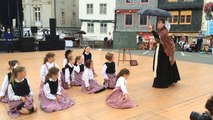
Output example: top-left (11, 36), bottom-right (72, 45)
top-left (120, 76), bottom-right (127, 81)
top-left (85, 68), bottom-right (92, 70)
top-left (46, 62), bottom-right (54, 65)
top-left (49, 78), bottom-right (57, 82)
top-left (84, 52), bottom-right (90, 55)
top-left (15, 78), bottom-right (25, 82)
top-left (68, 63), bottom-right (74, 67)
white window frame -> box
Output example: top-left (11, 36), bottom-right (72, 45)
top-left (100, 23), bottom-right (107, 33)
top-left (100, 4), bottom-right (107, 14)
top-left (87, 23), bottom-right (94, 33)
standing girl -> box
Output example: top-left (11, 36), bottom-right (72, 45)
top-left (82, 46), bottom-right (96, 76)
top-left (40, 67), bottom-right (75, 112)
top-left (61, 56), bottom-right (75, 89)
top-left (82, 60), bottom-right (105, 94)
top-left (82, 46), bottom-right (92, 64)
top-left (73, 56), bottom-right (84, 86)
top-left (63, 49), bottom-right (73, 67)
top-left (0, 60), bottom-right (20, 103)
top-left (102, 52), bottom-right (116, 89)
top-left (40, 52), bottom-right (59, 98)
top-left (106, 68), bottom-right (138, 109)
top-left (8, 66), bottom-right (36, 118)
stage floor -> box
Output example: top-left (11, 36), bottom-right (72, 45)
top-left (0, 49), bottom-right (212, 120)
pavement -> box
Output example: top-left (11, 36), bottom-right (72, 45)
top-left (101, 49), bottom-right (213, 65)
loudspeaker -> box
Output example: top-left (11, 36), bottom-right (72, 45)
top-left (21, 37), bottom-right (35, 52)
top-left (45, 35), bottom-right (59, 41)
top-left (31, 26), bottom-right (37, 33)
top-left (49, 18), bottom-right (56, 36)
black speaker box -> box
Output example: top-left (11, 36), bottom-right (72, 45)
top-left (45, 35), bottom-right (59, 41)
top-left (49, 18), bottom-right (56, 36)
top-left (21, 37), bottom-right (35, 52)
top-left (39, 40), bottom-right (65, 51)
top-left (31, 26), bottom-right (38, 33)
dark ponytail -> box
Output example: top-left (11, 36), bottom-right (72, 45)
top-left (116, 68), bottom-right (130, 80)
top-left (65, 49), bottom-right (72, 58)
top-left (45, 67), bottom-right (59, 83)
top-left (43, 52), bottom-right (55, 64)
top-left (8, 60), bottom-right (19, 70)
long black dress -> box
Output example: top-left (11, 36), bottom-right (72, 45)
top-left (153, 43), bottom-right (180, 88)
top-left (152, 27), bottom-right (180, 88)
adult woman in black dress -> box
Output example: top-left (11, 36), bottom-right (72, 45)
top-left (148, 19), bottom-right (180, 88)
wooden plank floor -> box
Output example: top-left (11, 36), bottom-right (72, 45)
top-left (0, 49), bottom-right (213, 120)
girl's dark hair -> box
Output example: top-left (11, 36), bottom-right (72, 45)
top-left (8, 60), bottom-right (19, 70)
top-left (159, 19), bottom-right (166, 24)
top-left (45, 67), bottom-right (59, 82)
top-left (105, 52), bottom-right (114, 61)
top-left (74, 56), bottom-right (81, 65)
top-left (205, 96), bottom-right (213, 115)
top-left (10, 66), bottom-right (26, 85)
top-left (67, 55), bottom-right (73, 63)
top-left (116, 68), bottom-right (130, 80)
top-left (43, 52), bottom-right (55, 64)
top-left (85, 59), bottom-right (92, 68)
top-left (83, 46), bottom-right (90, 53)
top-left (65, 49), bottom-right (72, 58)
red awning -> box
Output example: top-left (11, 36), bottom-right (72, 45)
top-left (116, 9), bottom-right (140, 14)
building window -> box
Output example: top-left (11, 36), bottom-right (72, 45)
top-left (125, 14), bottom-right (133, 26)
top-left (100, 4), bottom-right (107, 14)
top-left (100, 23), bottom-right (107, 33)
top-left (61, 11), bottom-right (65, 25)
top-left (168, 11), bottom-right (179, 24)
top-left (141, 0), bottom-right (148, 3)
top-left (125, 0), bottom-right (134, 4)
top-left (87, 4), bottom-right (93, 14)
top-left (72, 12), bottom-right (76, 25)
top-left (34, 7), bottom-right (40, 22)
top-left (139, 15), bottom-right (147, 25)
top-left (167, 0), bottom-right (178, 2)
top-left (180, 10), bottom-right (192, 24)
top-left (87, 23), bottom-right (94, 33)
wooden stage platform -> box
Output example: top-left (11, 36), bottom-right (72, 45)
top-left (0, 49), bottom-right (212, 120)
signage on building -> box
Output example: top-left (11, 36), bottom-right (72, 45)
top-left (208, 20), bottom-right (213, 35)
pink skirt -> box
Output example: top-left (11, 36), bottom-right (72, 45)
top-left (72, 72), bottom-right (83, 86)
top-left (0, 90), bottom-right (9, 103)
top-left (40, 92), bottom-right (75, 113)
top-left (104, 73), bottom-right (117, 89)
top-left (82, 80), bottom-right (105, 94)
top-left (8, 96), bottom-right (34, 118)
top-left (106, 88), bottom-right (137, 109)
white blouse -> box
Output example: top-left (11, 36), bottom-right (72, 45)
top-left (40, 62), bottom-right (59, 83)
top-left (63, 58), bottom-right (67, 67)
top-left (8, 78), bottom-right (33, 101)
top-left (74, 64), bottom-right (85, 73)
top-left (116, 77), bottom-right (128, 95)
top-left (0, 74), bottom-right (10, 97)
top-left (82, 68), bottom-right (94, 87)
top-left (64, 63), bottom-right (75, 84)
top-left (102, 64), bottom-right (108, 79)
top-left (43, 78), bottom-right (62, 100)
